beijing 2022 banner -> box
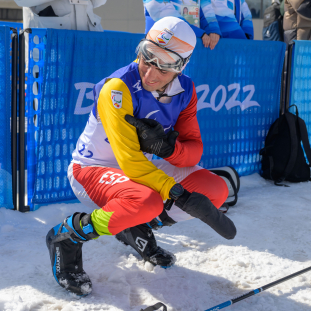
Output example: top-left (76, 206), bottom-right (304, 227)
top-left (27, 29), bottom-right (285, 207)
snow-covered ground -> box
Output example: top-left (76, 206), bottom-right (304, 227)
top-left (0, 173), bottom-right (311, 311)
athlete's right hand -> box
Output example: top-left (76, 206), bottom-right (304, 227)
top-left (125, 115), bottom-right (179, 158)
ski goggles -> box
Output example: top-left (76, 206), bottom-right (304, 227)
top-left (136, 39), bottom-right (191, 73)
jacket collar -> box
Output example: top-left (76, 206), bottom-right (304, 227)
top-left (151, 75), bottom-right (185, 99)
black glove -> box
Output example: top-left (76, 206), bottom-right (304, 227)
top-left (125, 115), bottom-right (179, 158)
top-left (170, 185), bottom-right (237, 240)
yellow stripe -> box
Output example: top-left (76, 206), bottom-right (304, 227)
top-left (91, 210), bottom-right (114, 236)
top-left (97, 78), bottom-right (176, 200)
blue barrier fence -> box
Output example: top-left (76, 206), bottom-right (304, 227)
top-left (0, 21), bottom-right (23, 31)
top-left (24, 28), bottom-right (286, 208)
top-left (289, 40), bottom-right (311, 155)
top-left (26, 29), bottom-right (144, 209)
top-left (26, 29), bottom-right (47, 210)
top-left (184, 39), bottom-right (286, 174)
top-left (0, 26), bottom-right (14, 209)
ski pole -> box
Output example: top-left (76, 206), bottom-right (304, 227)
top-left (205, 265), bottom-right (311, 311)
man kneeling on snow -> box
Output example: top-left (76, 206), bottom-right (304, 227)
top-left (46, 16), bottom-right (237, 296)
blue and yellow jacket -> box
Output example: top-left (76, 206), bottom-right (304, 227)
top-left (72, 62), bottom-right (203, 201)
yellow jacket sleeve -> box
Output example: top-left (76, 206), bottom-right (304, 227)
top-left (97, 78), bottom-right (176, 200)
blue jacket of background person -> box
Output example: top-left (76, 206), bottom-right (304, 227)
top-left (213, 0), bottom-right (254, 39)
top-left (144, 0), bottom-right (221, 38)
top-left (143, 0), bottom-right (254, 40)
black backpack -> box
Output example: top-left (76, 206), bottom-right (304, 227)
top-left (260, 105), bottom-right (311, 185)
top-left (262, 2), bottom-right (284, 41)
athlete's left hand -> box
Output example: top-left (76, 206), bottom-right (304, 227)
top-left (125, 115), bottom-right (179, 158)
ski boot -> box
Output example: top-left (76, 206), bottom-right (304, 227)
top-left (46, 212), bottom-right (99, 296)
top-left (116, 210), bottom-right (176, 268)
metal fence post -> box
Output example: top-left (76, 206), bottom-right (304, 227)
top-left (18, 29), bottom-right (30, 212)
top-left (285, 42), bottom-right (295, 112)
top-left (11, 28), bottom-right (18, 210)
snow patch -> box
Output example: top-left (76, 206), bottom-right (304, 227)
top-left (0, 175), bottom-right (311, 310)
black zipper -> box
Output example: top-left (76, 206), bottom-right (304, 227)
top-left (156, 90), bottom-right (185, 101)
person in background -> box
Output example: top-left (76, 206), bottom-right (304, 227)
top-left (211, 0), bottom-right (254, 39)
top-left (14, 0), bottom-right (106, 31)
top-left (14, 0), bottom-right (106, 76)
top-left (262, 0), bottom-right (284, 41)
top-left (144, 0), bottom-right (222, 50)
top-left (283, 0), bottom-right (311, 45)
top-left (143, 0), bottom-right (254, 52)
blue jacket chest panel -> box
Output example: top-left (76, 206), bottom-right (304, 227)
top-left (93, 62), bottom-right (193, 133)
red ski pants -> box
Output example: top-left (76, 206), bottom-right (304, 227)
top-left (68, 160), bottom-right (228, 235)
